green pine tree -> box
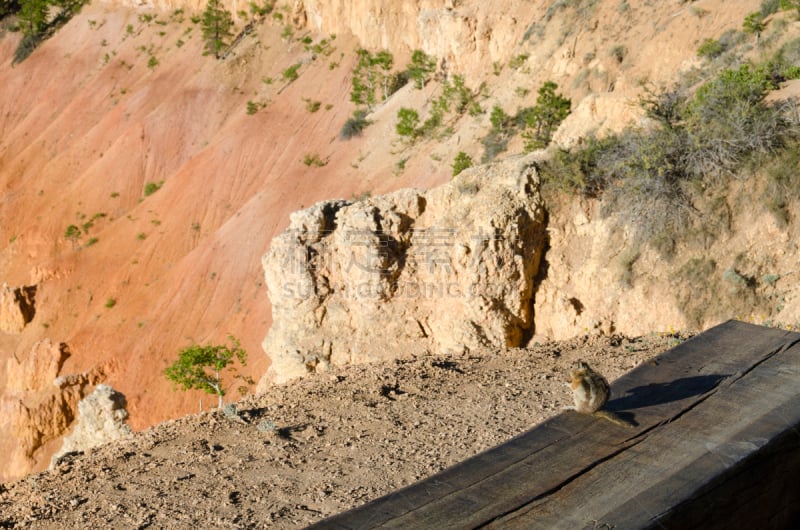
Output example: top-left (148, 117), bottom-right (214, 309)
top-left (523, 81), bottom-right (571, 150)
top-left (349, 49), bottom-right (398, 110)
top-left (17, 0), bottom-right (49, 37)
top-left (742, 12), bottom-right (765, 39)
top-left (201, 0), bottom-right (234, 59)
top-left (407, 50), bottom-right (436, 91)
top-left (350, 48), bottom-right (376, 108)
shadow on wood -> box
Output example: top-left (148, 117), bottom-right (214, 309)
top-left (608, 373), bottom-right (727, 411)
top-left (309, 320), bottom-right (800, 530)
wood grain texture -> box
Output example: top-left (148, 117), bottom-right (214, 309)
top-left (310, 321), bottom-right (800, 530)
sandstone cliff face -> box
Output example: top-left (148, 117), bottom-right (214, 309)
top-left (295, 0), bottom-right (527, 76)
top-left (533, 192), bottom-right (800, 340)
top-left (262, 155), bottom-right (545, 384)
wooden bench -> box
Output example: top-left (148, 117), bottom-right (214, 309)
top-left (309, 320), bottom-right (800, 529)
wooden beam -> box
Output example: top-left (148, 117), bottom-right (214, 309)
top-left (310, 321), bottom-right (800, 529)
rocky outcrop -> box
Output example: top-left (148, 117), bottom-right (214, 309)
top-left (261, 155), bottom-right (546, 384)
top-left (4, 339), bottom-right (68, 392)
top-left (0, 339), bottom-right (109, 482)
top-left (0, 283), bottom-right (36, 335)
top-left (51, 385), bottom-right (131, 467)
top-left (551, 94), bottom-right (652, 150)
top-left (532, 194), bottom-right (800, 340)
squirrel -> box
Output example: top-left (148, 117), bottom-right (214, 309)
top-left (567, 360), bottom-right (636, 428)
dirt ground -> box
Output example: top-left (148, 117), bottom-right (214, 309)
top-left (0, 332), bottom-right (688, 529)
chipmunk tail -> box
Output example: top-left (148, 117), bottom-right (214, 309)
top-left (593, 410), bottom-right (637, 428)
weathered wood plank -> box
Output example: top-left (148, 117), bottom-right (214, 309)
top-left (310, 321), bottom-right (800, 530)
top-left (488, 333), bottom-right (800, 529)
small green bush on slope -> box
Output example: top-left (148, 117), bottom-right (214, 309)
top-left (538, 59), bottom-right (800, 255)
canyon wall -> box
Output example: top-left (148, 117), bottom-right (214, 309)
top-left (0, 0), bottom-right (773, 480)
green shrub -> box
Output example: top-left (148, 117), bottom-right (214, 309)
top-left (282, 63), bottom-right (301, 82)
top-left (406, 49), bottom-right (436, 90)
top-left (249, 0), bottom-right (275, 16)
top-left (339, 110), bottom-right (370, 139)
top-left (396, 108), bottom-right (420, 138)
top-left (143, 180), bottom-right (164, 197)
top-left (600, 127), bottom-right (692, 256)
top-left (303, 153), bottom-right (326, 167)
top-left (489, 105), bottom-right (510, 131)
top-left (64, 224), bottom-right (81, 243)
top-left (350, 48), bottom-right (401, 110)
top-left (540, 57), bottom-right (798, 256)
top-left (164, 335), bottom-right (253, 409)
top-left (683, 64), bottom-right (786, 179)
top-left (304, 99), bottom-right (321, 112)
top-left (419, 108), bottom-right (442, 137)
top-left (743, 12), bottom-right (766, 37)
top-left (451, 151), bottom-right (473, 176)
top-left (780, 0), bottom-right (800, 18)
top-left (538, 134), bottom-right (616, 197)
top-left (441, 75), bottom-right (480, 116)
top-left (508, 54), bottom-right (529, 70)
top-left (697, 38), bottom-right (724, 59)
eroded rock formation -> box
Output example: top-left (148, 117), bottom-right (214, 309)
top-left (0, 340), bottom-right (109, 482)
top-left (295, 0), bottom-right (525, 76)
top-left (51, 384), bottom-right (131, 467)
top-left (0, 283), bottom-right (36, 335)
top-left (4, 339), bottom-right (68, 393)
top-left (261, 155), bottom-right (546, 384)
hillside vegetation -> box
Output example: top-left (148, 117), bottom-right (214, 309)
top-left (0, 0), bottom-right (799, 482)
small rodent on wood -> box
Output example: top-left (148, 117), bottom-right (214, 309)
top-left (568, 360), bottom-right (636, 428)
